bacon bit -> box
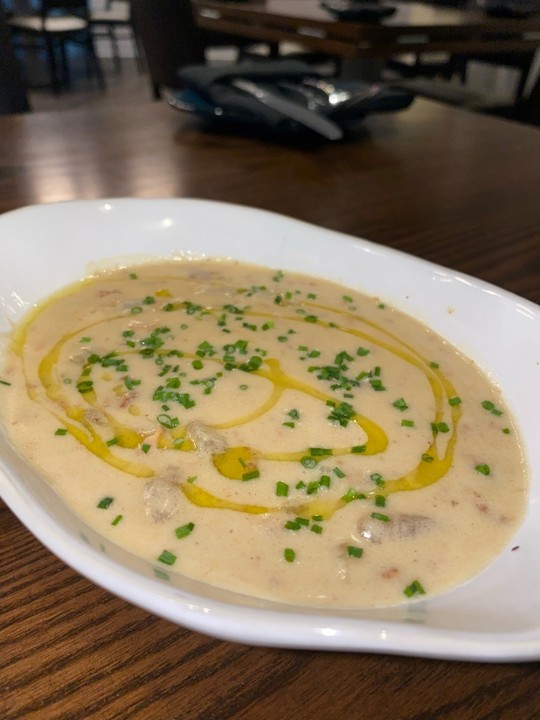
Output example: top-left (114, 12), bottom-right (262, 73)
top-left (381, 567), bottom-right (399, 580)
top-left (475, 502), bottom-right (489, 514)
top-left (119, 391), bottom-right (138, 408)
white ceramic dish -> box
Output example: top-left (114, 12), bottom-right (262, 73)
top-left (1, 198), bottom-right (539, 662)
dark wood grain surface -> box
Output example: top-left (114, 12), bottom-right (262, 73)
top-left (1, 98), bottom-right (540, 720)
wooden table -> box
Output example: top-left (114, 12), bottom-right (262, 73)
top-left (193, 0), bottom-right (540, 59)
top-left (1, 99), bottom-right (540, 719)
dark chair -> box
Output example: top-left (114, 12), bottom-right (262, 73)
top-left (0, 4), bottom-right (31, 113)
top-left (8, 0), bottom-right (105, 93)
top-left (131, 0), bottom-right (276, 100)
top-left (448, 51), bottom-right (537, 105)
top-left (90, 0), bottom-right (144, 74)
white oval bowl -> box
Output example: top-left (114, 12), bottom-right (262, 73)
top-left (1, 198), bottom-right (539, 661)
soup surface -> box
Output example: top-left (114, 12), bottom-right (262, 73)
top-left (0, 260), bottom-right (527, 607)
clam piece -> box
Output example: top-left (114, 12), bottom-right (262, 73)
top-left (143, 478), bottom-right (180, 522)
top-left (187, 421), bottom-right (227, 456)
top-left (357, 513), bottom-right (433, 544)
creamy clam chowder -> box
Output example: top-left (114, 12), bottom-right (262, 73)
top-left (0, 260), bottom-right (527, 608)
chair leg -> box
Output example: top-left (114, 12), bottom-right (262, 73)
top-left (59, 38), bottom-right (71, 89)
top-left (86, 35), bottom-right (106, 90)
top-left (133, 30), bottom-right (146, 74)
top-left (108, 26), bottom-right (122, 73)
top-left (515, 61), bottom-right (533, 105)
top-left (44, 34), bottom-right (61, 93)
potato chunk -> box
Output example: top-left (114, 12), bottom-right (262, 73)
top-left (143, 478), bottom-right (180, 522)
top-left (357, 513), bottom-right (433, 544)
top-left (187, 421), bottom-right (228, 456)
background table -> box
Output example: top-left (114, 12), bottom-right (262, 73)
top-left (1, 99), bottom-right (540, 719)
top-left (193, 0), bottom-right (540, 59)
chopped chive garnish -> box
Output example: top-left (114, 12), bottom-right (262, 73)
top-left (141, 443), bottom-right (151, 454)
top-left (54, 428), bottom-right (68, 436)
top-left (347, 546), bottom-right (363, 558)
top-left (80, 336), bottom-right (91, 343)
top-left (448, 396), bottom-right (462, 406)
top-left (285, 520), bottom-right (301, 530)
top-left (129, 272), bottom-right (138, 279)
top-left (175, 522), bottom-right (195, 539)
top-left (404, 579), bottom-right (426, 598)
top-left (341, 488), bottom-right (359, 503)
top-left (157, 414), bottom-right (179, 429)
top-left (502, 428), bottom-right (511, 434)
top-left (284, 548), bottom-right (296, 563)
top-left (130, 306), bottom-right (143, 315)
top-left (401, 419), bottom-right (414, 428)
top-left (242, 469), bottom-right (260, 481)
top-left (392, 398), bottom-right (408, 411)
top-left (374, 495), bottom-right (386, 507)
top-left (300, 456), bottom-right (317, 468)
top-left (111, 514), bottom-right (123, 526)
top-left (435, 422), bottom-right (450, 433)
top-left (106, 437), bottom-right (118, 447)
top-left (276, 481), bottom-right (289, 497)
top-left (158, 550), bottom-right (177, 566)
top-left (481, 400), bottom-right (503, 416)
top-left (309, 447), bottom-right (332, 457)
top-left (371, 512), bottom-right (390, 522)
top-left (430, 361), bottom-right (440, 369)
top-left (310, 524), bottom-right (323, 534)
top-left (97, 497), bottom-right (114, 509)
top-left (356, 347), bottom-right (370, 356)
top-left (370, 473), bottom-right (384, 486)
top-left (192, 359), bottom-right (203, 370)
top-left (333, 467), bottom-right (345, 478)
top-left (475, 463), bottom-right (491, 476)
top-left (76, 380), bottom-right (94, 394)
top-left (422, 453), bottom-right (434, 463)
top-left (0, 379), bottom-right (11, 386)
top-left (351, 445), bottom-right (366, 454)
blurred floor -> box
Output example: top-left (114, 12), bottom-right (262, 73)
top-left (24, 52), bottom-right (152, 112)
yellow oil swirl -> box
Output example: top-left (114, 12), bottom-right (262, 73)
top-left (12, 269), bottom-right (462, 515)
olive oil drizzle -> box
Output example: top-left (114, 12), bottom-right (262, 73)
top-left (13, 267), bottom-right (461, 515)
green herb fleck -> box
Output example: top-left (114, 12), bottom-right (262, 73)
top-left (158, 550), bottom-right (177, 566)
top-left (175, 522), bottom-right (195, 539)
top-left (481, 400), bottom-right (503, 416)
top-left (284, 548), bottom-right (296, 563)
top-left (404, 579), bottom-right (426, 598)
top-left (97, 497), bottom-right (114, 509)
top-left (475, 463), bottom-right (491, 476)
top-left (276, 481), bottom-right (289, 497)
